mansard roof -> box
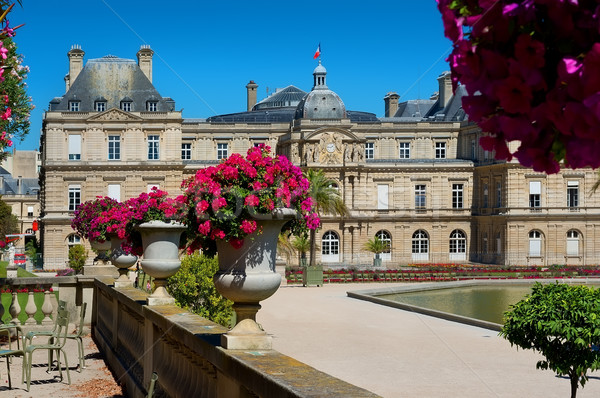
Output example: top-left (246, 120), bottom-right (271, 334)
top-left (253, 85), bottom-right (307, 110)
top-left (49, 55), bottom-right (173, 112)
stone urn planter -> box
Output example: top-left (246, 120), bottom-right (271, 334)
top-left (137, 220), bottom-right (186, 305)
top-left (214, 208), bottom-right (296, 350)
top-left (108, 235), bottom-right (138, 288)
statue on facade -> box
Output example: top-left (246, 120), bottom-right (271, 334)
top-left (305, 144), bottom-right (313, 163)
top-left (344, 143), bottom-right (353, 162)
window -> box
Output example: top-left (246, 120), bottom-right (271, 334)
top-left (147, 101), bottom-right (158, 111)
top-left (121, 101), bottom-right (132, 112)
top-left (435, 142), bottom-right (446, 159)
top-left (483, 183), bottom-right (489, 208)
top-left (470, 139), bottom-right (476, 159)
top-left (321, 231), bottom-right (340, 262)
top-left (217, 143), bottom-right (228, 160)
top-left (27, 206), bottom-right (34, 217)
top-left (412, 230), bottom-right (429, 261)
top-left (147, 184), bottom-right (160, 192)
top-left (496, 182), bottom-right (502, 207)
top-left (181, 143), bottom-right (192, 160)
top-left (567, 181), bottom-right (579, 208)
top-left (377, 184), bottom-right (389, 210)
top-left (108, 135), bottom-right (121, 160)
top-left (496, 232), bottom-right (502, 254)
top-left (67, 234), bottom-right (81, 247)
top-left (483, 234), bottom-right (488, 254)
top-left (529, 230), bottom-right (542, 256)
top-left (68, 185), bottom-right (81, 211)
top-left (399, 142), bottom-right (410, 159)
top-left (452, 184), bottom-right (463, 209)
top-left (95, 101), bottom-right (106, 112)
top-left (529, 181), bottom-right (541, 208)
top-left (415, 185), bottom-right (426, 209)
top-left (68, 134), bottom-right (81, 161)
top-left (147, 135), bottom-right (159, 160)
top-left (376, 230), bottom-right (392, 261)
top-left (69, 101), bottom-right (80, 112)
top-left (107, 184), bottom-right (120, 202)
top-left (566, 230), bottom-right (580, 256)
top-left (365, 142), bottom-right (374, 160)
top-left (449, 230), bottom-right (466, 261)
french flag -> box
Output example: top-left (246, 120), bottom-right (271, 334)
top-left (313, 43), bottom-right (321, 59)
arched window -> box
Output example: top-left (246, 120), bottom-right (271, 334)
top-left (412, 230), bottom-right (429, 261)
top-left (528, 230), bottom-right (542, 257)
top-left (449, 229), bottom-right (466, 261)
top-left (321, 231), bottom-right (340, 263)
top-left (376, 230), bottom-right (392, 261)
top-left (566, 230), bottom-right (581, 256)
top-left (67, 234), bottom-right (81, 247)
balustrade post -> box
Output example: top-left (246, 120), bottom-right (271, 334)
top-left (0, 286), bottom-right (4, 324)
top-left (25, 289), bottom-right (37, 325)
top-left (41, 284), bottom-right (54, 326)
top-left (9, 290), bottom-right (21, 325)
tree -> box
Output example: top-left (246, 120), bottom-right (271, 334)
top-left (292, 234), bottom-right (311, 266)
top-left (363, 236), bottom-right (390, 259)
top-left (305, 169), bottom-right (349, 267)
top-left (0, 196), bottom-right (18, 248)
top-left (500, 283), bottom-right (600, 398)
top-left (0, 1), bottom-right (33, 160)
top-left (166, 252), bottom-right (233, 327)
top-left (68, 244), bottom-right (88, 274)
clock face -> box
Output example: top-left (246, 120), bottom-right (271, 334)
top-left (326, 143), bottom-right (335, 153)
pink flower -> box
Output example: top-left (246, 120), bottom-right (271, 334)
top-left (240, 219), bottom-right (257, 234)
top-left (229, 238), bottom-right (244, 249)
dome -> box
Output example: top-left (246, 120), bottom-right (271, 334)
top-left (294, 90), bottom-right (346, 119)
top-left (294, 61), bottom-right (346, 120)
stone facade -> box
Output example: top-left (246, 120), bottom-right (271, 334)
top-left (39, 46), bottom-right (600, 268)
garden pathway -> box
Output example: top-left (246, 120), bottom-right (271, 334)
top-left (259, 282), bottom-right (600, 398)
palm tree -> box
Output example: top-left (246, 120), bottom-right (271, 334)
top-left (291, 234), bottom-right (311, 266)
top-left (363, 236), bottom-right (390, 266)
top-left (305, 169), bottom-right (349, 267)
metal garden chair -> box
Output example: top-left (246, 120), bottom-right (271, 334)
top-left (0, 345), bottom-right (24, 389)
top-left (24, 309), bottom-right (71, 391)
top-left (65, 302), bottom-right (87, 372)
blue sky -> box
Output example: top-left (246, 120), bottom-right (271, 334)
top-left (10, 0), bottom-right (451, 151)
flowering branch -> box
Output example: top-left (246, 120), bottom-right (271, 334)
top-left (438, 0), bottom-right (600, 173)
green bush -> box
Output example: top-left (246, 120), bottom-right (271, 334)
top-left (68, 244), bottom-right (88, 274)
top-left (167, 253), bottom-right (233, 327)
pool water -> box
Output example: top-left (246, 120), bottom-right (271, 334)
top-left (380, 284), bottom-right (599, 324)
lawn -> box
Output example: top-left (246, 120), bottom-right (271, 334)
top-left (0, 260), bottom-right (37, 277)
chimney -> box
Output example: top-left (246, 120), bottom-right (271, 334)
top-left (137, 45), bottom-right (154, 83)
top-left (437, 71), bottom-right (453, 109)
top-left (66, 45), bottom-right (85, 92)
top-left (384, 92), bottom-right (400, 117)
top-left (246, 80), bottom-right (258, 111)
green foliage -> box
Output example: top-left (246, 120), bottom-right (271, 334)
top-left (68, 244), bottom-right (87, 274)
top-left (0, 196), bottom-right (18, 244)
top-left (500, 283), bottom-right (600, 398)
top-left (305, 169), bottom-right (349, 266)
top-left (363, 236), bottom-right (390, 255)
top-left (25, 239), bottom-right (39, 259)
top-left (166, 252), bottom-right (233, 327)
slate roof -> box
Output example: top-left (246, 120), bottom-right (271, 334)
top-left (49, 55), bottom-right (174, 112)
top-left (253, 86), bottom-right (307, 110)
top-left (0, 176), bottom-right (39, 195)
top-left (389, 85), bottom-right (468, 122)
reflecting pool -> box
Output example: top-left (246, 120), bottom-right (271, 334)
top-left (379, 284), bottom-right (600, 325)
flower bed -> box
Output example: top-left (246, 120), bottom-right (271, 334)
top-left (284, 265), bottom-right (600, 284)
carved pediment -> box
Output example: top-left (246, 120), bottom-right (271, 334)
top-left (87, 108), bottom-right (143, 122)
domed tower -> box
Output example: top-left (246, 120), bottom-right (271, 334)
top-left (294, 61), bottom-right (346, 119)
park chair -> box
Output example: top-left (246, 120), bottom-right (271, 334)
top-left (0, 322), bottom-right (24, 351)
top-left (0, 345), bottom-right (24, 389)
top-left (24, 299), bottom-right (67, 346)
top-left (65, 302), bottom-right (87, 372)
top-left (147, 372), bottom-right (158, 398)
top-left (24, 309), bottom-right (71, 391)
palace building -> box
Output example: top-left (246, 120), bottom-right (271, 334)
top-left (39, 46), bottom-right (600, 269)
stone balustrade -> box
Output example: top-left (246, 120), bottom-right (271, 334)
top-left (93, 276), bottom-right (378, 398)
top-left (0, 276), bottom-right (95, 331)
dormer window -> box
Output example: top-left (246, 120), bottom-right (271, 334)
top-left (121, 101), bottom-right (132, 112)
top-left (69, 101), bottom-right (80, 112)
top-left (147, 101), bottom-right (158, 112)
top-left (95, 101), bottom-right (106, 112)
